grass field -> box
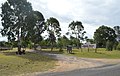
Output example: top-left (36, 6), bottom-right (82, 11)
top-left (41, 48), bottom-right (120, 59)
top-left (0, 49), bottom-right (56, 76)
top-left (64, 48), bottom-right (120, 59)
top-left (1, 48), bottom-right (120, 76)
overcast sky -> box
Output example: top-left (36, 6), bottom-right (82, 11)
top-left (0, 0), bottom-right (120, 41)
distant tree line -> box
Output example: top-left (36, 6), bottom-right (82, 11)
top-left (0, 0), bottom-right (120, 54)
top-left (0, 0), bottom-right (87, 54)
top-left (94, 25), bottom-right (120, 51)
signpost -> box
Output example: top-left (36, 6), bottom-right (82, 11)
top-left (81, 42), bottom-right (96, 52)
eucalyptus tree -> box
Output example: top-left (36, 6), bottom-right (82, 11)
top-left (69, 36), bottom-right (79, 47)
top-left (46, 17), bottom-right (61, 51)
top-left (94, 25), bottom-right (116, 50)
top-left (57, 35), bottom-right (70, 51)
top-left (1, 0), bottom-right (33, 54)
top-left (86, 39), bottom-right (95, 44)
top-left (114, 26), bottom-right (120, 42)
top-left (68, 21), bottom-right (85, 48)
top-left (25, 11), bottom-right (45, 49)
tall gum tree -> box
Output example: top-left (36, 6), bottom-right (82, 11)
top-left (1, 0), bottom-right (32, 54)
top-left (68, 21), bottom-right (85, 49)
top-left (94, 25), bottom-right (116, 48)
top-left (25, 11), bottom-right (45, 49)
top-left (114, 26), bottom-right (120, 42)
top-left (46, 17), bottom-right (61, 51)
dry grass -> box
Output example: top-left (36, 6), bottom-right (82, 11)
top-left (0, 49), bottom-right (56, 76)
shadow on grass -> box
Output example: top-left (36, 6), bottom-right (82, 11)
top-left (41, 50), bottom-right (64, 54)
top-left (95, 51), bottom-right (110, 55)
top-left (95, 52), bottom-right (103, 54)
top-left (92, 51), bottom-right (112, 58)
top-left (1, 51), bottom-right (57, 62)
top-left (1, 51), bottom-right (16, 55)
top-left (69, 53), bottom-right (75, 54)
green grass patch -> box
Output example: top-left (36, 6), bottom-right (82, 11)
top-left (64, 48), bottom-right (120, 59)
top-left (41, 48), bottom-right (64, 54)
top-left (40, 48), bottom-right (120, 59)
top-left (0, 50), bottom-right (56, 76)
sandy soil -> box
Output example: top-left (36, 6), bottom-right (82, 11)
top-left (20, 50), bottom-right (120, 76)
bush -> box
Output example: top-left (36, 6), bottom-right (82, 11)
top-left (59, 48), bottom-right (63, 52)
top-left (117, 43), bottom-right (120, 50)
top-left (113, 41), bottom-right (118, 50)
top-left (106, 41), bottom-right (113, 51)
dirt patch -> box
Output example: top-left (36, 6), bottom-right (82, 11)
top-left (49, 60), bottom-right (103, 72)
top-left (25, 50), bottom-right (120, 75)
top-left (48, 58), bottom-right (120, 72)
top-left (91, 59), bottom-right (120, 64)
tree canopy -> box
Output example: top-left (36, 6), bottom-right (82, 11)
top-left (114, 26), bottom-right (120, 42)
top-left (25, 11), bottom-right (45, 46)
top-left (46, 17), bottom-right (61, 51)
top-left (94, 25), bottom-right (116, 48)
top-left (1, 0), bottom-right (33, 53)
top-left (1, 0), bottom-right (32, 40)
top-left (67, 21), bottom-right (85, 48)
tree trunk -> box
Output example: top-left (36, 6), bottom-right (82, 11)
top-left (88, 47), bottom-right (89, 52)
top-left (59, 47), bottom-right (63, 52)
top-left (95, 48), bottom-right (97, 53)
top-left (51, 42), bottom-right (53, 51)
top-left (77, 43), bottom-right (79, 49)
top-left (17, 30), bottom-right (21, 54)
top-left (95, 44), bottom-right (97, 53)
top-left (81, 48), bottom-right (83, 52)
top-left (33, 43), bottom-right (36, 50)
top-left (80, 41), bottom-right (82, 52)
top-left (51, 46), bottom-right (53, 51)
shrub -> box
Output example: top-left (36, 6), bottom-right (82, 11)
top-left (59, 48), bottom-right (63, 52)
top-left (113, 41), bottom-right (118, 50)
top-left (117, 43), bottom-right (120, 50)
top-left (106, 41), bottom-right (113, 51)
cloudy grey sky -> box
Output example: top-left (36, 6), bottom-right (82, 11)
top-left (0, 0), bottom-right (120, 41)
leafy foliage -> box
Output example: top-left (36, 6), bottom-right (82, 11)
top-left (46, 17), bottom-right (61, 51)
top-left (94, 25), bottom-right (116, 48)
top-left (1, 0), bottom-right (33, 53)
top-left (1, 0), bottom-right (45, 52)
top-left (117, 43), bottom-right (120, 50)
top-left (86, 39), bottom-right (95, 44)
top-left (106, 40), bottom-right (114, 51)
top-left (57, 35), bottom-right (70, 51)
top-left (114, 26), bottom-right (120, 42)
top-left (1, 0), bottom-right (32, 41)
top-left (25, 11), bottom-right (45, 46)
top-left (68, 21), bottom-right (85, 48)
top-left (69, 36), bottom-right (80, 47)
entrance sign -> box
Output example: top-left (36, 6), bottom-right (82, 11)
top-left (82, 43), bottom-right (96, 49)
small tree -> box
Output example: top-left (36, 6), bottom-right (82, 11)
top-left (114, 26), bottom-right (120, 42)
top-left (117, 43), bottom-right (120, 50)
top-left (69, 36), bottom-right (79, 47)
top-left (94, 25), bottom-right (116, 48)
top-left (106, 40), bottom-right (114, 51)
top-left (25, 11), bottom-right (45, 50)
top-left (113, 41), bottom-right (118, 50)
top-left (57, 35), bottom-right (70, 52)
top-left (46, 17), bottom-right (61, 51)
top-left (57, 38), bottom-right (64, 52)
top-left (68, 21), bottom-right (85, 49)
top-left (1, 0), bottom-right (33, 54)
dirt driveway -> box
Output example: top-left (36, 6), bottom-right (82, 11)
top-left (21, 50), bottom-right (120, 76)
top-left (30, 50), bottom-right (120, 72)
